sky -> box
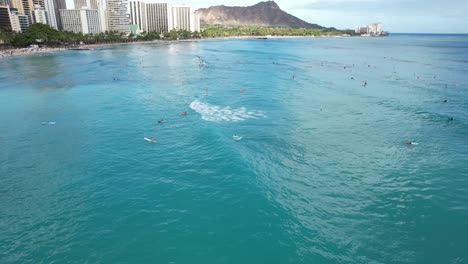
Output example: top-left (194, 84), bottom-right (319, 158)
top-left (66, 0), bottom-right (468, 33)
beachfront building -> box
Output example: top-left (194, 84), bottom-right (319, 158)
top-left (355, 26), bottom-right (367, 34)
top-left (0, 5), bottom-right (28, 32)
top-left (368, 22), bottom-right (382, 35)
top-left (171, 5), bottom-right (198, 32)
top-left (97, 0), bottom-right (106, 31)
top-left (74, 0), bottom-right (106, 31)
top-left (10, 0), bottom-right (34, 23)
top-left (0, 5), bottom-right (12, 31)
top-left (145, 3), bottom-right (200, 33)
top-left (31, 4), bottom-right (48, 24)
top-left (355, 22), bottom-right (384, 36)
top-left (10, 7), bottom-right (28, 31)
top-left (43, 0), bottom-right (57, 28)
top-left (60, 8), bottom-right (101, 34)
top-left (129, 0), bottom-right (146, 33)
top-left (52, 0), bottom-right (65, 29)
top-left (146, 3), bottom-right (172, 33)
top-left (9, 8), bottom-right (22, 31)
top-left (16, 9), bottom-right (29, 31)
top-left (107, 0), bottom-right (129, 33)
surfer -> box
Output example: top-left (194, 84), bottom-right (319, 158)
top-left (180, 111), bottom-right (188, 116)
top-left (443, 99), bottom-right (448, 103)
top-left (405, 141), bottom-right (417, 145)
top-left (240, 89), bottom-right (246, 93)
top-left (363, 81), bottom-right (368, 87)
top-left (150, 137), bottom-right (155, 142)
top-left (351, 77), bottom-right (355, 80)
top-left (158, 119), bottom-right (165, 124)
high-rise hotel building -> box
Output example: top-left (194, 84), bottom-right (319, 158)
top-left (60, 8), bottom-right (101, 34)
top-left (107, 0), bottom-right (129, 33)
top-left (43, 0), bottom-right (58, 29)
top-left (0, 5), bottom-right (12, 31)
top-left (129, 0), bottom-right (146, 33)
top-left (145, 2), bottom-right (171, 33)
top-left (0, 5), bottom-right (29, 32)
top-left (74, 0), bottom-right (106, 32)
top-left (142, 3), bottom-right (200, 33)
top-left (53, 0), bottom-right (66, 29)
top-left (31, 4), bottom-right (48, 24)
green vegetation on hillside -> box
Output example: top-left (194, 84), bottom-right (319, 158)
top-left (201, 25), bottom-right (356, 37)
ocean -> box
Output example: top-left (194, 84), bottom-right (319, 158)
top-left (0, 35), bottom-right (467, 263)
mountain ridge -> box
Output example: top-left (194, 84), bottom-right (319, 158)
top-left (197, 1), bottom-right (325, 29)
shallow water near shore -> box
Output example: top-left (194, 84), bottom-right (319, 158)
top-left (1, 35), bottom-right (468, 263)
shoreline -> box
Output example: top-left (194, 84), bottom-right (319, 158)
top-left (0, 35), bottom-right (355, 59)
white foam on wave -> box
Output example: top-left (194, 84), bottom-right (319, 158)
top-left (190, 100), bottom-right (265, 122)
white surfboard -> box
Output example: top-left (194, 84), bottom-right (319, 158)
top-left (233, 135), bottom-right (243, 141)
top-left (144, 137), bottom-right (156, 143)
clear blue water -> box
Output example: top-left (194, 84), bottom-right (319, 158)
top-left (1, 35), bottom-right (468, 263)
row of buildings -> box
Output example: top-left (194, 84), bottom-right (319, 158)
top-left (355, 22), bottom-right (385, 36)
top-left (0, 0), bottom-right (200, 35)
top-left (130, 2), bottom-right (200, 34)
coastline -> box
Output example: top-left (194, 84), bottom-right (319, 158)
top-left (0, 35), bottom-right (354, 59)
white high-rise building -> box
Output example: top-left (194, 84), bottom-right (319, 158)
top-left (43, 0), bottom-right (57, 29)
top-left (97, 0), bottom-right (106, 32)
top-left (356, 22), bottom-right (383, 36)
top-left (129, 0), bottom-right (146, 33)
top-left (106, 0), bottom-right (128, 33)
top-left (60, 8), bottom-right (101, 34)
top-left (74, 0), bottom-right (97, 9)
top-left (10, 10), bottom-right (22, 32)
top-left (32, 5), bottom-right (48, 24)
top-left (8, 7), bottom-right (29, 31)
top-left (74, 0), bottom-right (106, 32)
top-left (146, 2), bottom-right (172, 33)
top-left (145, 3), bottom-right (200, 33)
top-left (171, 5), bottom-right (199, 32)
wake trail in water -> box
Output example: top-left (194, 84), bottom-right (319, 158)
top-left (190, 100), bottom-right (265, 122)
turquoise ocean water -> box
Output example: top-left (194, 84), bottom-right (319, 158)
top-left (1, 35), bottom-right (467, 263)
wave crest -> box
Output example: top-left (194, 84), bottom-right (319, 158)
top-left (190, 100), bottom-right (265, 122)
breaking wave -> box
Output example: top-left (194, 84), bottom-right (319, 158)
top-left (190, 100), bottom-right (265, 122)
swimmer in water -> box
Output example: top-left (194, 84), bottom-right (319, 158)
top-left (158, 119), bottom-right (165, 124)
top-left (443, 99), bottom-right (448, 103)
top-left (180, 111), bottom-right (188, 116)
top-left (363, 81), bottom-right (368, 87)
